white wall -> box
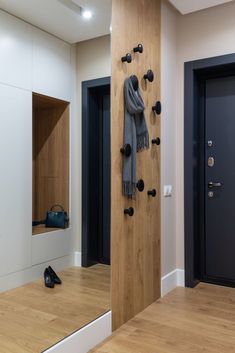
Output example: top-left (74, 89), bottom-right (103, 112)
top-left (0, 9), bottom-right (76, 290)
top-left (74, 35), bottom-right (111, 251)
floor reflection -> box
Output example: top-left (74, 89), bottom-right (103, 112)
top-left (0, 264), bottom-right (110, 353)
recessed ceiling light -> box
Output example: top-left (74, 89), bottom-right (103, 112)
top-left (82, 10), bottom-right (92, 19)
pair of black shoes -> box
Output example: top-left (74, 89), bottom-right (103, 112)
top-left (44, 266), bottom-right (62, 288)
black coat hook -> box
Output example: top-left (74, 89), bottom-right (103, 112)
top-left (144, 70), bottom-right (154, 82)
top-left (121, 53), bottom-right (132, 63)
top-left (120, 144), bottom-right (132, 157)
top-left (133, 44), bottom-right (143, 53)
top-left (148, 189), bottom-right (157, 197)
top-left (124, 207), bottom-right (134, 216)
top-left (152, 137), bottom-right (161, 145)
top-left (136, 179), bottom-right (145, 192)
top-left (152, 101), bottom-right (162, 115)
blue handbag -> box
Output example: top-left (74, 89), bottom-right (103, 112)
top-left (32, 204), bottom-right (69, 229)
top-left (46, 205), bottom-right (69, 229)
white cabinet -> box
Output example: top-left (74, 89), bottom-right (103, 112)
top-left (32, 229), bottom-right (72, 265)
top-left (0, 11), bottom-right (32, 90)
top-left (0, 84), bottom-right (32, 276)
top-left (32, 29), bottom-right (72, 101)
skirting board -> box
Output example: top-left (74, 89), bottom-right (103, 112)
top-left (161, 269), bottom-right (185, 297)
top-left (44, 311), bottom-right (112, 353)
top-left (74, 251), bottom-right (82, 266)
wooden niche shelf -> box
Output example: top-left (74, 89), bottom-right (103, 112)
top-left (32, 93), bottom-right (70, 236)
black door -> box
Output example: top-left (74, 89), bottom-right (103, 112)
top-left (204, 75), bottom-right (235, 286)
top-left (100, 93), bottom-right (111, 264)
top-left (82, 79), bottom-right (111, 267)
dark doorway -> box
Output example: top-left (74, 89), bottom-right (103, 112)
top-left (185, 53), bottom-right (235, 288)
top-left (82, 77), bottom-right (111, 267)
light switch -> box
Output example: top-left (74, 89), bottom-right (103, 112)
top-left (164, 185), bottom-right (172, 197)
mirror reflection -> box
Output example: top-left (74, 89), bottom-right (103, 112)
top-left (0, 0), bottom-right (111, 351)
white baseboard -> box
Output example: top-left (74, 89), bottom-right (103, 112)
top-left (74, 251), bottom-right (82, 266)
top-left (161, 269), bottom-right (185, 297)
top-left (44, 311), bottom-right (112, 353)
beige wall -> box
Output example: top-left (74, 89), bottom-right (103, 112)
top-left (74, 1), bottom-right (235, 274)
top-left (73, 35), bottom-right (111, 251)
top-left (161, 0), bottom-right (178, 276)
top-left (74, 24), bottom-right (179, 277)
top-left (175, 1), bottom-right (235, 269)
top-left (161, 0), bottom-right (235, 273)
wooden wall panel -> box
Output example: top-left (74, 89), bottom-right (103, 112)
top-left (111, 0), bottom-right (161, 329)
top-left (33, 93), bottom-right (69, 233)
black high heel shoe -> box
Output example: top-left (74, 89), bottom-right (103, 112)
top-left (44, 268), bottom-right (55, 288)
top-left (48, 266), bottom-right (62, 285)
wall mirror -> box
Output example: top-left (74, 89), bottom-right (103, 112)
top-left (0, 0), bottom-right (111, 351)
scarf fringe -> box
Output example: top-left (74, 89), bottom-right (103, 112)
top-left (123, 181), bottom-right (136, 198)
top-left (137, 131), bottom-right (149, 152)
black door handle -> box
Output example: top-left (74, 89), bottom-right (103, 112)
top-left (120, 144), bottom-right (132, 157)
top-left (133, 44), bottom-right (143, 53)
top-left (152, 137), bottom-right (161, 145)
top-left (148, 189), bottom-right (157, 197)
top-left (152, 101), bottom-right (161, 115)
top-left (124, 207), bottom-right (134, 216)
top-left (144, 69), bottom-right (154, 82)
top-left (121, 53), bottom-right (132, 63)
top-left (136, 179), bottom-right (145, 192)
top-left (208, 182), bottom-right (222, 188)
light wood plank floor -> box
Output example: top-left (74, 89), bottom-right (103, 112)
top-left (0, 264), bottom-right (110, 353)
top-left (91, 283), bottom-right (235, 353)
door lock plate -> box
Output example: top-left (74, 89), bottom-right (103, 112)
top-left (208, 191), bottom-right (214, 198)
top-left (208, 157), bottom-right (215, 167)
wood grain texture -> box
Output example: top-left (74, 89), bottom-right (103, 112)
top-left (91, 283), bottom-right (235, 353)
top-left (0, 264), bottom-right (110, 353)
top-left (111, 0), bottom-right (161, 330)
top-left (33, 93), bottom-right (69, 233)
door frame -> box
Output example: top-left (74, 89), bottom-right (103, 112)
top-left (82, 76), bottom-right (111, 267)
top-left (184, 53), bottom-right (235, 287)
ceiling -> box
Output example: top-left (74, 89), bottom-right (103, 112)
top-left (168, 0), bottom-right (234, 14)
top-left (0, 0), bottom-right (112, 43)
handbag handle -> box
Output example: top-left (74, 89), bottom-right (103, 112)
top-left (50, 204), bottom-right (65, 212)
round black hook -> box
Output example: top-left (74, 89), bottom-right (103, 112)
top-left (124, 207), bottom-right (134, 217)
top-left (152, 137), bottom-right (161, 146)
top-left (133, 44), bottom-right (143, 53)
top-left (120, 144), bottom-right (132, 157)
top-left (121, 53), bottom-right (132, 63)
top-left (152, 101), bottom-right (162, 115)
top-left (136, 179), bottom-right (145, 192)
top-left (147, 189), bottom-right (157, 197)
top-left (144, 69), bottom-right (154, 82)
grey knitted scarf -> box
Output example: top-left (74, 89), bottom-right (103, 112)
top-left (123, 77), bottom-right (149, 197)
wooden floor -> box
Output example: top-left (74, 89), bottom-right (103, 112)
top-left (91, 283), bottom-right (235, 353)
top-left (0, 264), bottom-right (110, 353)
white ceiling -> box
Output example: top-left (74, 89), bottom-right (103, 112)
top-left (0, 0), bottom-right (112, 43)
top-left (168, 0), bottom-right (234, 14)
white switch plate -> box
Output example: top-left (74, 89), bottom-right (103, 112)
top-left (164, 185), bottom-right (172, 197)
